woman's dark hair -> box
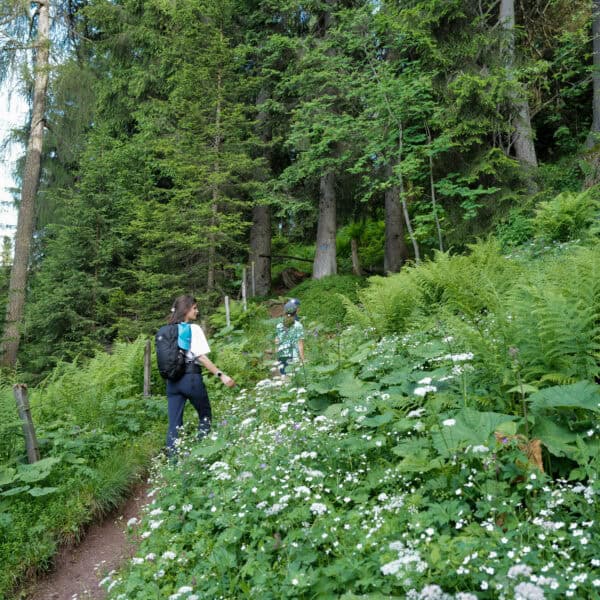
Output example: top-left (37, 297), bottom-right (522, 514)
top-left (168, 295), bottom-right (197, 324)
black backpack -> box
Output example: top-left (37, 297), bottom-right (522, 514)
top-left (155, 323), bottom-right (186, 381)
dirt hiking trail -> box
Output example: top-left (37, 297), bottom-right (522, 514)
top-left (22, 483), bottom-right (149, 600)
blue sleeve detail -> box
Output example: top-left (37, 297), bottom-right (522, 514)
top-left (178, 323), bottom-right (192, 350)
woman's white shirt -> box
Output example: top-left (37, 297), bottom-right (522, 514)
top-left (187, 324), bottom-right (210, 360)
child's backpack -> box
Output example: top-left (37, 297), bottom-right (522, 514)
top-left (155, 324), bottom-right (186, 380)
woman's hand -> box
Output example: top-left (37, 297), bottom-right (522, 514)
top-left (220, 373), bottom-right (236, 387)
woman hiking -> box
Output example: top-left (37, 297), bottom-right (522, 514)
top-left (275, 300), bottom-right (305, 376)
top-left (164, 295), bottom-right (235, 452)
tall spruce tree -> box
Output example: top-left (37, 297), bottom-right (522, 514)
top-left (499, 0), bottom-right (538, 169)
top-left (0, 0), bottom-right (51, 367)
top-left (587, 0), bottom-right (600, 148)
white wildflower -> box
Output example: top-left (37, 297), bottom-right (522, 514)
top-left (471, 445), bottom-right (489, 453)
top-left (508, 564), bottom-right (533, 579)
top-left (414, 385), bottom-right (437, 397)
top-left (407, 408), bottom-right (426, 418)
top-left (514, 582), bottom-right (545, 600)
top-left (310, 502), bottom-right (328, 515)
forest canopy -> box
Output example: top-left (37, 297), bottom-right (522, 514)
top-left (0, 0), bottom-right (597, 373)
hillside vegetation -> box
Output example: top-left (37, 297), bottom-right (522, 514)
top-left (98, 233), bottom-right (600, 600)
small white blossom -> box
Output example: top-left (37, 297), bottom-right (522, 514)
top-left (414, 385), bottom-right (437, 397)
top-left (310, 502), bottom-right (328, 515)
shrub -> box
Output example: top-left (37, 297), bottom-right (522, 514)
top-left (289, 275), bottom-right (367, 329)
top-left (336, 219), bottom-right (386, 272)
top-left (343, 239), bottom-right (522, 336)
top-left (533, 189), bottom-right (600, 242)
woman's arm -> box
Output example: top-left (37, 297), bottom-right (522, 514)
top-left (298, 339), bottom-right (305, 362)
top-left (198, 354), bottom-right (235, 387)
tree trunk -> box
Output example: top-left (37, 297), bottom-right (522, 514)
top-left (207, 67), bottom-right (223, 292)
top-left (350, 238), bottom-right (362, 276)
top-left (248, 88), bottom-right (272, 295)
top-left (499, 0), bottom-right (538, 169)
top-left (513, 99), bottom-right (538, 169)
top-left (249, 204), bottom-right (271, 295)
top-left (384, 162), bottom-right (409, 273)
top-left (587, 0), bottom-right (600, 148)
top-left (312, 171), bottom-right (337, 279)
top-left (1, 0), bottom-right (50, 368)
top-left (426, 124), bottom-right (444, 252)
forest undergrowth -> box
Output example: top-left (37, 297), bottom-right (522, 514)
top-left (0, 341), bottom-right (167, 598)
top-left (98, 237), bottom-right (600, 600)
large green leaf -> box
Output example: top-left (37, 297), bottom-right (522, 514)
top-left (28, 487), bottom-right (59, 497)
top-left (17, 456), bottom-right (61, 483)
top-left (191, 438), bottom-right (226, 458)
top-left (308, 371), bottom-right (379, 401)
top-left (528, 381), bottom-right (600, 413)
top-left (432, 408), bottom-right (516, 457)
top-left (1, 486), bottom-right (30, 496)
top-left (392, 438), bottom-right (431, 457)
top-left (532, 417), bottom-right (578, 459)
top-left (0, 467), bottom-right (16, 487)
top-left (323, 403), bottom-right (348, 424)
top-left (361, 412), bottom-right (394, 427)
top-left (397, 450), bottom-right (443, 473)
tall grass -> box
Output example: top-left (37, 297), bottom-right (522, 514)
top-left (0, 337), bottom-right (166, 597)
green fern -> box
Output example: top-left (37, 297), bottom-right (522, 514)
top-left (511, 246), bottom-right (600, 384)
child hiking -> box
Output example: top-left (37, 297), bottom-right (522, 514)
top-left (157, 295), bottom-right (235, 453)
top-left (275, 300), bottom-right (305, 375)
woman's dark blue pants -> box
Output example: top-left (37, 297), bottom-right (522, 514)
top-left (166, 373), bottom-right (211, 452)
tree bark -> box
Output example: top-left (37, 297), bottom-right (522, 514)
top-left (587, 0), bottom-right (600, 148)
top-left (312, 171), bottom-right (337, 279)
top-left (499, 0), bottom-right (538, 169)
top-left (384, 161), bottom-right (409, 273)
top-left (426, 124), bottom-right (444, 252)
top-left (1, 0), bottom-right (50, 367)
top-left (207, 67), bottom-right (223, 292)
top-left (350, 238), bottom-right (362, 276)
top-left (248, 88), bottom-right (272, 295)
top-left (249, 204), bottom-right (271, 295)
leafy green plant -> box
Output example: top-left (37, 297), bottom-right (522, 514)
top-left (101, 329), bottom-right (600, 600)
top-left (336, 219), bottom-right (386, 272)
top-left (290, 275), bottom-right (367, 329)
top-left (0, 338), bottom-right (166, 597)
top-left (533, 189), bottom-right (600, 242)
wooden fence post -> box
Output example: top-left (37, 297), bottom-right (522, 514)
top-left (251, 261), bottom-right (256, 297)
top-left (143, 339), bottom-right (152, 397)
top-left (224, 295), bottom-right (231, 327)
top-left (242, 267), bottom-right (247, 311)
top-left (13, 384), bottom-right (40, 463)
